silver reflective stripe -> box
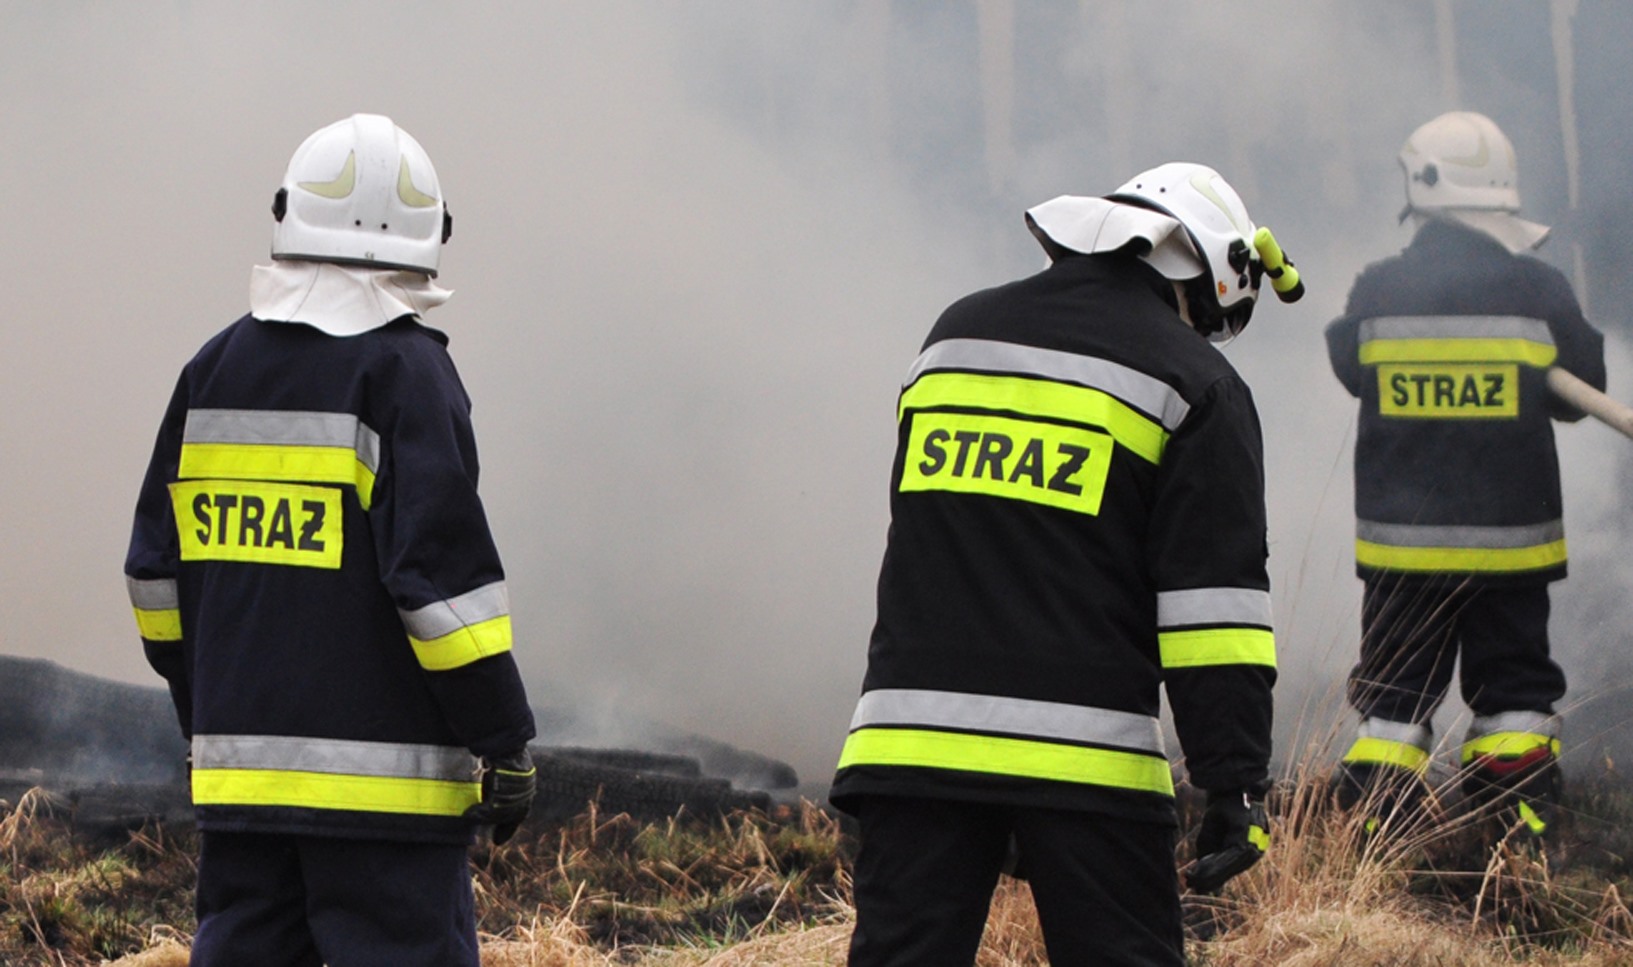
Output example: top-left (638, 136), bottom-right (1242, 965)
top-left (1469, 711), bottom-right (1559, 740)
top-left (126, 576), bottom-right (179, 610)
top-left (904, 338), bottom-right (1191, 430)
top-left (1358, 717), bottom-right (1432, 751)
top-left (192, 734), bottom-right (478, 782)
top-left (399, 582), bottom-right (511, 641)
top-left (1357, 519), bottom-right (1563, 550)
top-left (850, 688), bottom-right (1165, 755)
top-left (1358, 315), bottom-right (1555, 344)
top-left (184, 409), bottom-right (381, 474)
top-left (1157, 587), bottom-right (1272, 629)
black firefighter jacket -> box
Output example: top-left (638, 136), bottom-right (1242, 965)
top-left (830, 253), bottom-right (1277, 827)
top-left (125, 315), bottom-right (535, 844)
top-left (1325, 220), bottom-right (1606, 586)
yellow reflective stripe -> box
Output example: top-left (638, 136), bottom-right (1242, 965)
top-left (192, 768), bottom-right (480, 816)
top-left (179, 443), bottom-right (378, 510)
top-left (900, 413), bottom-right (1115, 515)
top-left (1356, 538), bottom-right (1566, 573)
top-left (900, 372), bottom-right (1169, 465)
top-left (171, 480), bottom-right (344, 570)
top-left (1460, 732), bottom-right (1560, 763)
top-left (837, 727), bottom-right (1174, 796)
top-left (1341, 736), bottom-right (1429, 773)
top-left (1517, 800), bottom-right (1548, 835)
top-left (409, 614), bottom-right (514, 671)
top-left (1248, 824), bottom-right (1270, 851)
top-left (133, 607), bottom-right (183, 642)
top-left (1359, 338), bottom-right (1557, 368)
top-left (1158, 628), bottom-right (1276, 669)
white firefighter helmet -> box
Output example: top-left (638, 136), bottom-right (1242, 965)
top-left (1398, 111), bottom-right (1548, 252)
top-left (271, 113), bottom-right (451, 276)
top-left (1106, 162), bottom-right (1263, 340)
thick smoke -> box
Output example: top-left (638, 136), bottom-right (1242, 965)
top-left (3, 2), bottom-right (1632, 790)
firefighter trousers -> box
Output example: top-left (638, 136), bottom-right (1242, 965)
top-left (846, 794), bottom-right (1183, 966)
top-left (1348, 577), bottom-right (1565, 724)
top-left (190, 830), bottom-right (479, 967)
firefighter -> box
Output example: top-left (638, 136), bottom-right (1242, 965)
top-left (124, 114), bottom-right (538, 967)
top-left (1326, 111), bottom-right (1606, 839)
top-left (831, 163), bottom-right (1297, 965)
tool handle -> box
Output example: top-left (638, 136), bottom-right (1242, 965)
top-left (1547, 367), bottom-right (1633, 439)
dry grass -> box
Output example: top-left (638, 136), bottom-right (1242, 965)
top-left (16, 769), bottom-right (1633, 966)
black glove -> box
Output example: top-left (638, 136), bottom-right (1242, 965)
top-left (1186, 787), bottom-right (1269, 895)
top-left (463, 748), bottom-right (537, 845)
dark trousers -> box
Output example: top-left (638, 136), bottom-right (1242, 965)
top-left (847, 795), bottom-right (1183, 967)
top-left (1348, 578), bottom-right (1564, 725)
top-left (191, 831), bottom-right (479, 967)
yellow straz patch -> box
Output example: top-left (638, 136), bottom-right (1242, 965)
top-left (1377, 363), bottom-right (1518, 418)
top-left (170, 480), bottom-right (343, 569)
top-left (900, 412), bottom-right (1114, 515)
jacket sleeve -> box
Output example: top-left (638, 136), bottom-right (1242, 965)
top-left (1146, 374), bottom-right (1276, 793)
top-left (124, 371), bottom-right (193, 738)
top-left (371, 338), bottom-right (537, 758)
top-left (1531, 260), bottom-right (1607, 422)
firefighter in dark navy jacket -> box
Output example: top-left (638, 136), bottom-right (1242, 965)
top-left (831, 163), bottom-right (1304, 966)
top-left (125, 113), bottom-right (536, 967)
top-left (1326, 111), bottom-right (1606, 840)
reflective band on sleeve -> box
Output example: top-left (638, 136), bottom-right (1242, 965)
top-left (126, 576), bottom-right (179, 610)
top-left (837, 727), bottom-right (1174, 796)
top-left (181, 409), bottom-right (381, 509)
top-left (900, 372), bottom-right (1168, 465)
top-left (127, 577), bottom-right (183, 641)
top-left (1248, 824), bottom-right (1270, 851)
top-left (904, 338), bottom-right (1190, 429)
top-left (190, 734), bottom-right (481, 817)
top-left (1157, 587), bottom-right (1273, 629)
top-left (133, 607), bottom-right (183, 642)
top-left (850, 689), bottom-right (1165, 755)
top-left (1158, 628), bottom-right (1276, 669)
top-left (1356, 519), bottom-right (1566, 574)
top-left (400, 582), bottom-right (514, 671)
top-left (1460, 732), bottom-right (1561, 764)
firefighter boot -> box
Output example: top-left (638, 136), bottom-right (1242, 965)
top-left (1335, 761), bottom-right (1429, 841)
top-left (1460, 716), bottom-right (1562, 843)
top-left (1462, 746), bottom-right (1562, 843)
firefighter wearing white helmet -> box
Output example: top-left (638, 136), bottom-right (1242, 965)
top-left (126, 113), bottom-right (535, 966)
top-left (832, 162), bottom-right (1301, 965)
top-left (1326, 111), bottom-right (1605, 841)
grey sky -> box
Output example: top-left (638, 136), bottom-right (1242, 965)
top-left (4, 1), bottom-right (1630, 788)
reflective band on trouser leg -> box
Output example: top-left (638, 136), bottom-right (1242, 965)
top-left (1463, 712), bottom-right (1560, 765)
top-left (837, 728), bottom-right (1174, 796)
top-left (1342, 718), bottom-right (1432, 774)
top-left (399, 582), bottom-right (514, 671)
top-left (1158, 628), bottom-right (1276, 669)
top-left (191, 734), bottom-right (480, 817)
top-left (1355, 520), bottom-right (1566, 575)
